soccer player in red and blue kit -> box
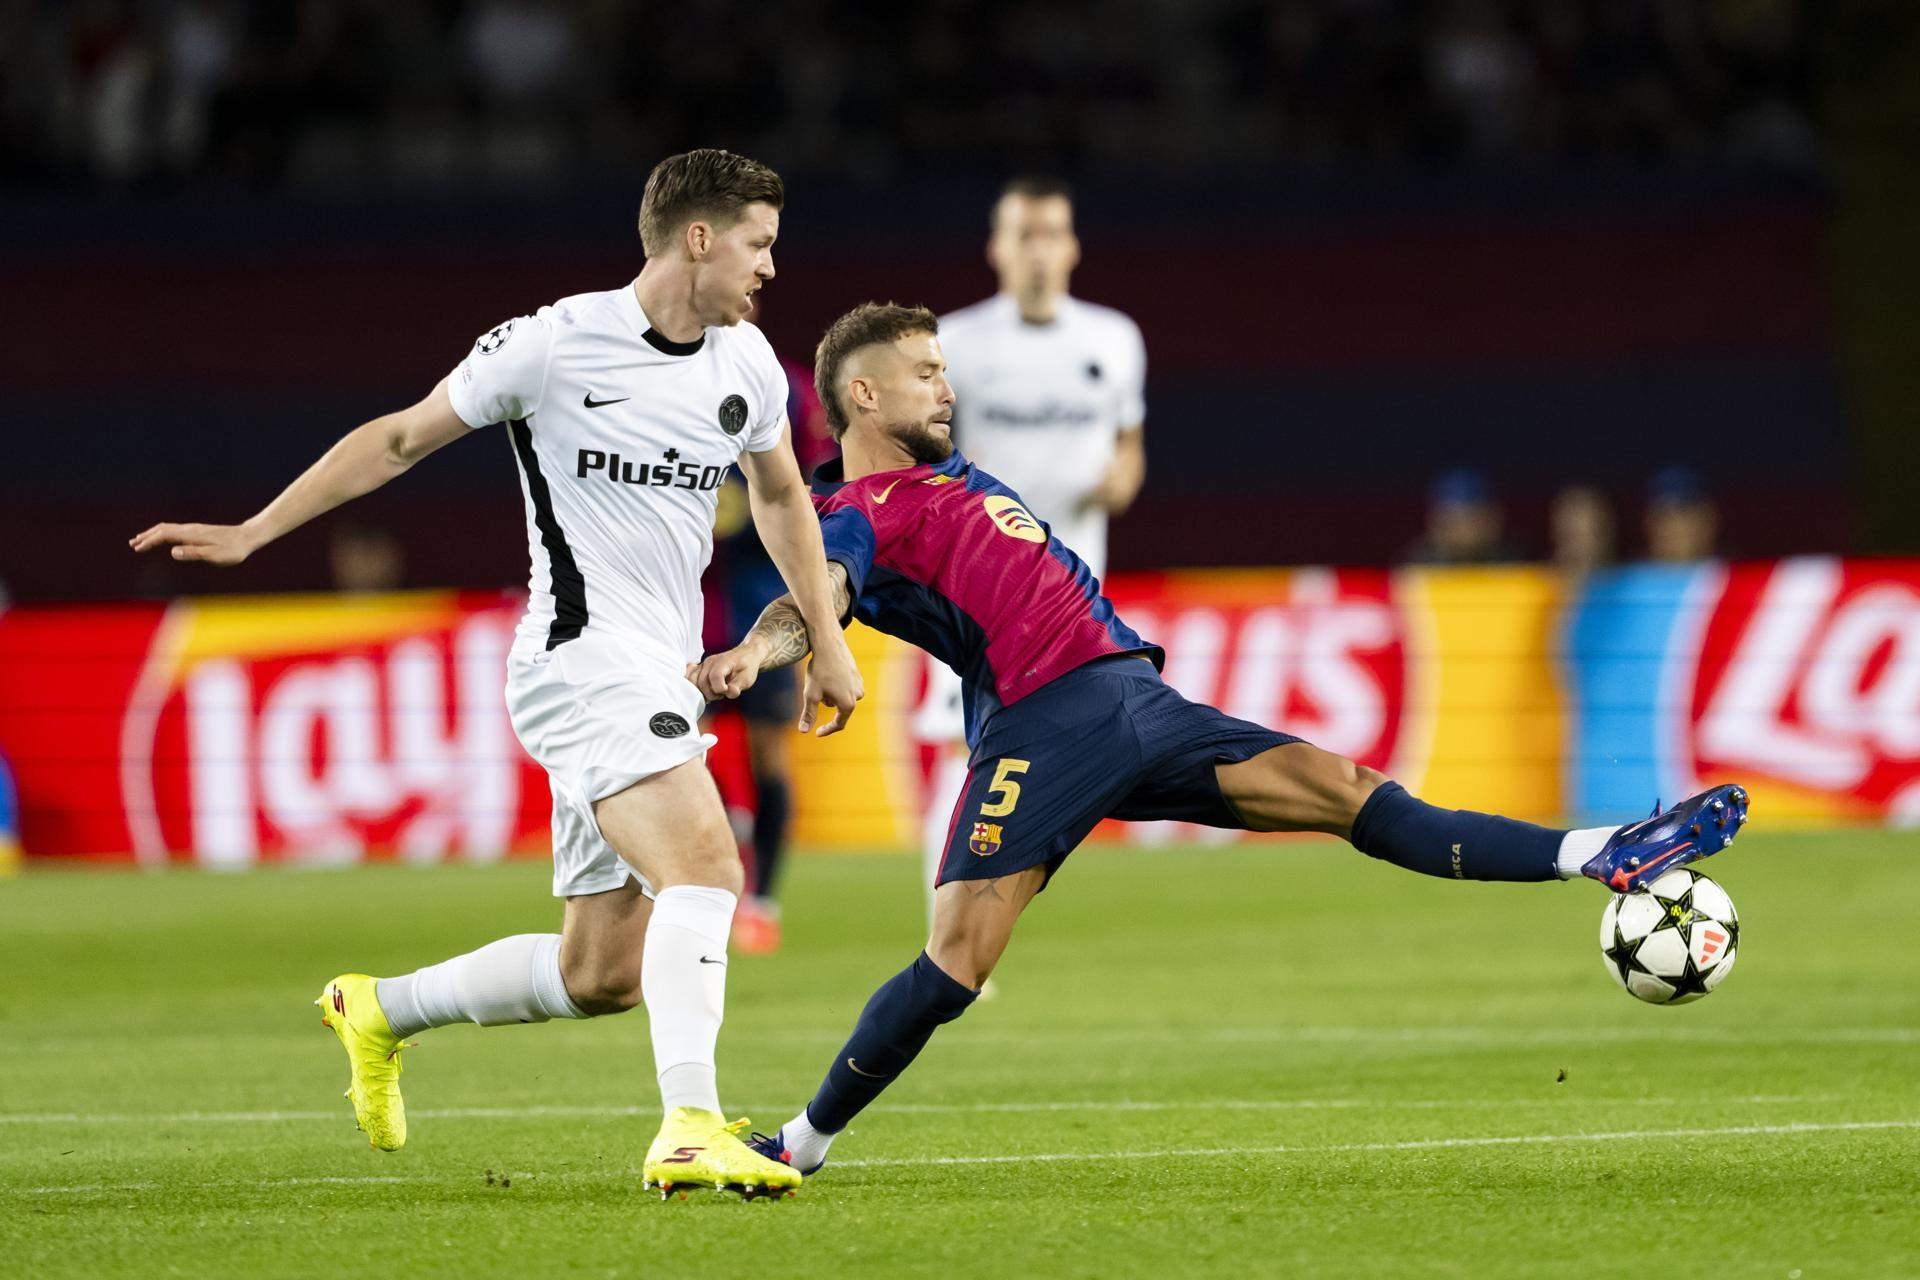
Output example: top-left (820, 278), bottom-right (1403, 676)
top-left (692, 303), bottom-right (1752, 1178)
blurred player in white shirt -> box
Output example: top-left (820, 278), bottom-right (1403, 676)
top-left (131, 150), bottom-right (858, 1199)
top-left (915, 177), bottom-right (1148, 924)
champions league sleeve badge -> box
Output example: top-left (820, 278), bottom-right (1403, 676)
top-left (476, 320), bottom-right (515, 354)
top-left (718, 394), bottom-right (749, 436)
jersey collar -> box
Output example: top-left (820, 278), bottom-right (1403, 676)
top-left (999, 291), bottom-right (1075, 329)
top-left (622, 282), bottom-right (706, 356)
top-left (810, 447), bottom-right (968, 497)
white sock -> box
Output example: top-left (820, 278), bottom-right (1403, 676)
top-left (1555, 826), bottom-right (1622, 880)
top-left (377, 933), bottom-right (585, 1037)
top-left (643, 885), bottom-right (737, 1114)
top-left (781, 1106), bottom-right (836, 1169)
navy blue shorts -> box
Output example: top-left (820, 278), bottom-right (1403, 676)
top-left (937, 655), bottom-right (1304, 888)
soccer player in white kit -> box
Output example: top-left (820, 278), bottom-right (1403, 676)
top-left (913, 177), bottom-right (1147, 912)
top-left (130, 150), bottom-right (859, 1199)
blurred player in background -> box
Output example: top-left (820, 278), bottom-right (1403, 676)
top-left (131, 149), bottom-right (860, 1199)
top-left (914, 177), bottom-right (1147, 927)
top-left (705, 304), bottom-right (836, 953)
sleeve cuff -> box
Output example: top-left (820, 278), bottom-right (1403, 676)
top-left (446, 377), bottom-right (494, 430)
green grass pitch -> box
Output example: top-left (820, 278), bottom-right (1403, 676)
top-left (3, 830), bottom-right (1916, 1278)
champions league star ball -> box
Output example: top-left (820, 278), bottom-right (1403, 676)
top-left (1599, 867), bottom-right (1739, 1005)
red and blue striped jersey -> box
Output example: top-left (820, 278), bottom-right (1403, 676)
top-left (811, 449), bottom-right (1163, 746)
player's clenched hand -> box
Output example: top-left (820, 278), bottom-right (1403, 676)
top-left (128, 522), bottom-right (260, 566)
top-left (692, 643), bottom-right (766, 701)
top-left (800, 637), bottom-right (863, 737)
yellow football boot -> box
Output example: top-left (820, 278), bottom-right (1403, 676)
top-left (315, 973), bottom-right (408, 1152)
top-left (643, 1107), bottom-right (802, 1200)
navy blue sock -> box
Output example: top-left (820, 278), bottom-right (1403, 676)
top-left (1350, 781), bottom-right (1563, 882)
top-left (806, 952), bottom-right (978, 1133)
top-left (750, 774), bottom-right (790, 898)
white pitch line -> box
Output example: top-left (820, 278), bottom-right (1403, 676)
top-left (925, 1025), bottom-right (1920, 1048)
top-left (12, 1118), bottom-right (1915, 1197)
top-left (32, 1025), bottom-right (1920, 1051)
top-left (832, 1119), bottom-right (1920, 1169)
top-left (711, 1025), bottom-right (1920, 1049)
top-left (0, 1093), bottom-right (1842, 1127)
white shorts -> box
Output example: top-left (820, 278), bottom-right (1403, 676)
top-left (505, 634), bottom-right (716, 898)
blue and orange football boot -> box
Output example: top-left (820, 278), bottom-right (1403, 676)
top-left (747, 1127), bottom-right (824, 1178)
top-left (1581, 784), bottom-right (1750, 893)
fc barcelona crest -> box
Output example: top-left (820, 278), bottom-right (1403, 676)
top-left (968, 822), bottom-right (1003, 856)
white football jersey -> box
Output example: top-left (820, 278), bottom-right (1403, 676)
top-left (448, 282), bottom-right (789, 667)
top-left (938, 293), bottom-right (1145, 577)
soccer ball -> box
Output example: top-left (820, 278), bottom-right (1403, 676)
top-left (1599, 867), bottom-right (1739, 1005)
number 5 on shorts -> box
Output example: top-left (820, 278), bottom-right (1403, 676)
top-left (979, 758), bottom-right (1030, 817)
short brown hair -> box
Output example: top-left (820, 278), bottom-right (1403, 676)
top-left (813, 303), bottom-right (939, 439)
top-left (1001, 175), bottom-right (1072, 203)
top-left (637, 149), bottom-right (784, 257)
top-left (992, 175), bottom-right (1073, 226)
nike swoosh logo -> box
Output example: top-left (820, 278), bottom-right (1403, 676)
top-left (871, 479), bottom-right (903, 504)
top-left (845, 1057), bottom-right (889, 1079)
top-left (1609, 842), bottom-right (1693, 891)
top-left (699, 955), bottom-right (726, 965)
top-left (1637, 844), bottom-right (1691, 877)
top-left (583, 392), bottom-right (630, 408)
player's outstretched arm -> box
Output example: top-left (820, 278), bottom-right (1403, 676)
top-left (736, 432), bottom-right (864, 735)
top-left (693, 563), bottom-right (854, 733)
top-left (129, 379), bottom-right (471, 566)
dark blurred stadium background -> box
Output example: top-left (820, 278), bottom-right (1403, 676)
top-left (3, 0), bottom-right (1916, 604)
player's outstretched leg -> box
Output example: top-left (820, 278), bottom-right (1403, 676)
top-left (1214, 743), bottom-right (1748, 891)
top-left (752, 866), bottom-right (1043, 1176)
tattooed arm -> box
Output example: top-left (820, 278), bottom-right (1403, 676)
top-left (746, 561), bottom-right (853, 671)
top-left (693, 562), bottom-right (858, 734)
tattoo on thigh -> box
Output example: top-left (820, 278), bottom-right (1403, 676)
top-left (965, 877), bottom-right (1009, 902)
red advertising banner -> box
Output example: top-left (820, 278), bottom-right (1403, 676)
top-left (0, 592), bottom-right (551, 865)
top-left (4, 559), bottom-right (1912, 865)
top-left (1112, 568), bottom-right (1409, 775)
top-left (1686, 558), bottom-right (1920, 823)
